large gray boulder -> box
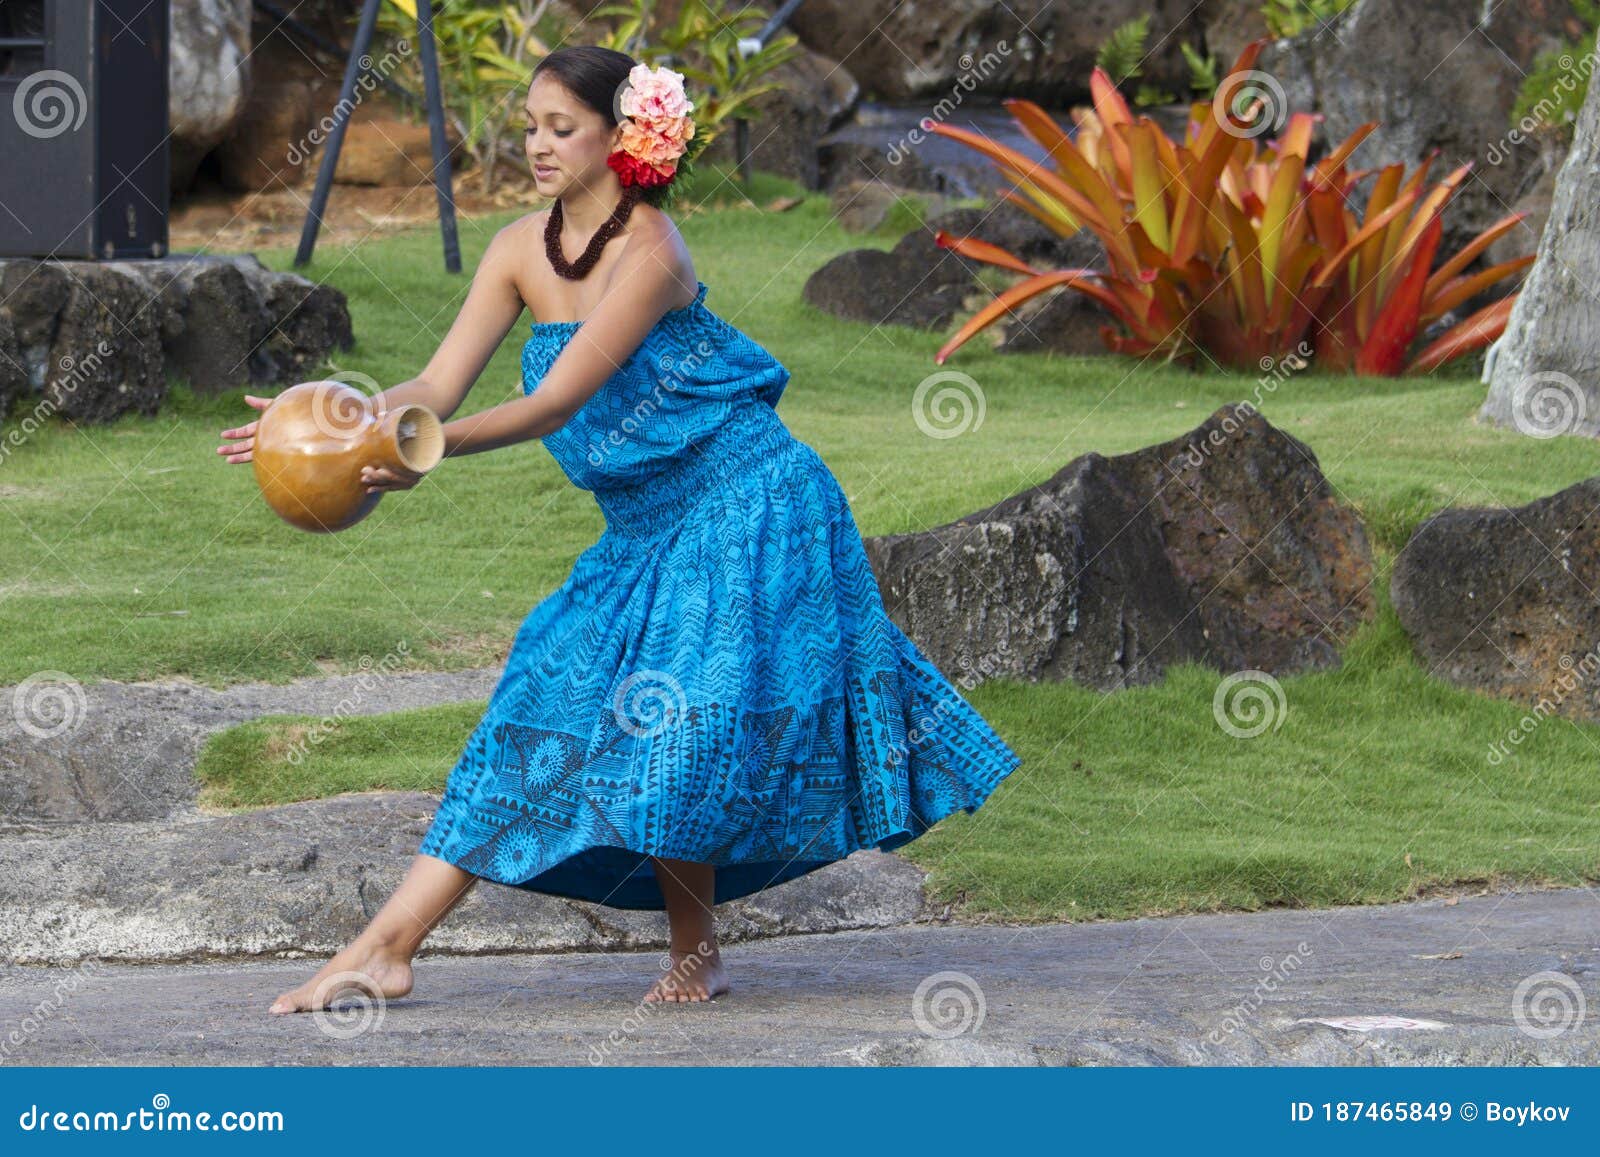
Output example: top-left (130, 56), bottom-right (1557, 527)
top-left (1391, 476), bottom-right (1600, 723)
top-left (802, 225), bottom-right (978, 330)
top-left (0, 253), bottom-right (354, 422)
top-left (1262, 0), bottom-right (1575, 252)
top-left (784, 0), bottom-right (1201, 103)
top-left (863, 403), bottom-right (1375, 690)
top-left (170, 0), bottom-right (255, 190)
top-left (0, 260), bottom-right (167, 424)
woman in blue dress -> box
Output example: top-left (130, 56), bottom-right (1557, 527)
top-left (218, 46), bottom-right (1020, 1011)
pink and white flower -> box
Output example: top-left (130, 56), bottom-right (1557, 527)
top-left (609, 64), bottom-right (697, 188)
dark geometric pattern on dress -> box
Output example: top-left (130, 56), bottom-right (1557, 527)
top-left (417, 280), bottom-right (1023, 909)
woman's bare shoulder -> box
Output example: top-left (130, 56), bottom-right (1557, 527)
top-left (619, 204), bottom-right (696, 295)
top-left (503, 208), bottom-right (550, 239)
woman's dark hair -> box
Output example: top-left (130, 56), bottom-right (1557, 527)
top-left (531, 45), bottom-right (672, 210)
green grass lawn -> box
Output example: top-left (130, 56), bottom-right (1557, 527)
top-left (9, 164), bottom-right (1600, 922)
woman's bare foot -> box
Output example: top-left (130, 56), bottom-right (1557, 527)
top-left (643, 943), bottom-right (731, 1003)
top-left (269, 933), bottom-right (415, 1015)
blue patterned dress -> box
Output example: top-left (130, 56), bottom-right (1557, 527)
top-left (417, 280), bottom-right (1022, 908)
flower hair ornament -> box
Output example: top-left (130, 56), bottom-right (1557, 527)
top-left (545, 62), bottom-right (707, 279)
top-left (607, 63), bottom-right (705, 209)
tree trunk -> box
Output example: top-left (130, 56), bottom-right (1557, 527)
top-left (1480, 33), bottom-right (1600, 438)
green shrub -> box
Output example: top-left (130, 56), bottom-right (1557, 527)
top-left (1262, 0), bottom-right (1358, 39)
top-left (1511, 6), bottom-right (1600, 138)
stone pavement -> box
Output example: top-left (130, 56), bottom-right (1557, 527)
top-left (1, 885), bottom-right (1593, 1066)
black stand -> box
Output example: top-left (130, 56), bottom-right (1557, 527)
top-left (293, 0), bottom-right (460, 273)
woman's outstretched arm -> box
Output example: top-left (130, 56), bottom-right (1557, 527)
top-left (440, 223), bottom-right (694, 459)
top-left (214, 221), bottom-right (527, 467)
top-left (369, 224), bottom-right (529, 423)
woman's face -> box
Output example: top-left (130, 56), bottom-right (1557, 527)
top-left (523, 73), bottom-right (621, 199)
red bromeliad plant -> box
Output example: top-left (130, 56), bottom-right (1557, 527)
top-left (923, 40), bottom-right (1531, 374)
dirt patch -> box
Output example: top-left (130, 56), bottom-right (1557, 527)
top-left (170, 171), bottom-right (550, 256)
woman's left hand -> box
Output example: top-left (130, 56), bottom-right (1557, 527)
top-left (361, 464), bottom-right (423, 493)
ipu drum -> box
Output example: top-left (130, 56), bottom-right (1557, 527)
top-left (252, 380), bottom-right (445, 533)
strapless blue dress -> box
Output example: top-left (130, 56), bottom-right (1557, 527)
top-left (417, 280), bottom-right (1022, 908)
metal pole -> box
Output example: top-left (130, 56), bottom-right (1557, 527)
top-left (293, 0), bottom-right (383, 267)
top-left (414, 0), bottom-right (461, 273)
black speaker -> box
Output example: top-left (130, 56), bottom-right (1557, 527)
top-left (0, 0), bottom-right (169, 259)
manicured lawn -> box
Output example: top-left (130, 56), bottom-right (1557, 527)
top-left (9, 164), bottom-right (1600, 920)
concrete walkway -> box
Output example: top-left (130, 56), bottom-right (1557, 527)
top-left (1, 886), bottom-right (1593, 1065)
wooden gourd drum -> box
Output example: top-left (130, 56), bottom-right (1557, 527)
top-left (252, 381), bottom-right (445, 533)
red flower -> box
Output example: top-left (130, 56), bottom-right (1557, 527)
top-left (606, 150), bottom-right (674, 188)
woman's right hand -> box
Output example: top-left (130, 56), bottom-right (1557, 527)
top-left (216, 394), bottom-right (274, 464)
